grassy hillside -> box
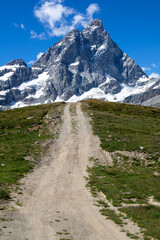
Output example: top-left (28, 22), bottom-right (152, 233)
top-left (83, 100), bottom-right (160, 240)
top-left (0, 103), bottom-right (64, 202)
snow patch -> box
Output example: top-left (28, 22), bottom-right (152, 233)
top-left (137, 76), bottom-right (150, 83)
top-left (0, 89), bottom-right (10, 96)
top-left (0, 64), bottom-right (24, 71)
top-left (25, 88), bottom-right (44, 100)
top-left (55, 96), bottom-right (64, 102)
top-left (11, 101), bottom-right (28, 109)
top-left (97, 43), bottom-right (107, 52)
top-left (87, 25), bottom-right (99, 31)
top-left (31, 67), bottom-right (42, 70)
top-left (67, 76), bottom-right (158, 103)
top-left (122, 52), bottom-right (127, 61)
top-left (17, 72), bottom-right (49, 91)
top-left (91, 45), bottom-right (97, 50)
top-left (153, 82), bottom-right (160, 89)
top-left (94, 43), bottom-right (108, 58)
top-left (56, 41), bottom-right (63, 47)
top-left (70, 61), bottom-right (80, 67)
top-left (0, 64), bottom-right (26, 81)
top-left (54, 58), bottom-right (61, 63)
top-left (67, 88), bottom-right (108, 102)
top-left (0, 72), bottom-right (14, 81)
top-left (98, 75), bottom-right (114, 87)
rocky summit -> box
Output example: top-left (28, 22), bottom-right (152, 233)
top-left (0, 19), bottom-right (159, 110)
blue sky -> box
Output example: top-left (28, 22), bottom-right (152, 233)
top-left (0, 0), bottom-right (160, 77)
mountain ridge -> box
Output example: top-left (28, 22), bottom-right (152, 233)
top-left (0, 19), bottom-right (159, 110)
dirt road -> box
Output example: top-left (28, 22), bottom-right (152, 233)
top-left (0, 103), bottom-right (130, 240)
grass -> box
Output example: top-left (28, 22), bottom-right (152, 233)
top-left (56, 232), bottom-right (63, 235)
top-left (87, 163), bottom-right (160, 206)
top-left (121, 206), bottom-right (160, 239)
top-left (82, 99), bottom-right (160, 157)
top-left (60, 239), bottom-right (72, 240)
top-left (0, 102), bottom-right (64, 201)
top-left (100, 208), bottom-right (123, 226)
top-left (126, 231), bottom-right (139, 239)
top-left (69, 104), bottom-right (77, 116)
top-left (70, 104), bottom-right (77, 133)
top-left (83, 99), bottom-right (160, 239)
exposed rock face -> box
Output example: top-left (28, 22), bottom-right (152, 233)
top-left (0, 60), bottom-right (30, 91)
top-left (0, 19), bottom-right (159, 110)
top-left (124, 78), bottom-right (160, 107)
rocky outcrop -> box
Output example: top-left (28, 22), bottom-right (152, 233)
top-left (0, 60), bottom-right (30, 91)
top-left (123, 78), bottom-right (160, 107)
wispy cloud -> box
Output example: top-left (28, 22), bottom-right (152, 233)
top-left (86, 3), bottom-right (100, 17)
top-left (151, 63), bottom-right (157, 68)
top-left (13, 23), bottom-right (19, 28)
top-left (30, 30), bottom-right (46, 40)
top-left (37, 52), bottom-right (44, 59)
top-left (142, 62), bottom-right (160, 73)
top-left (28, 60), bottom-right (35, 65)
top-left (31, 0), bottom-right (100, 39)
top-left (21, 23), bottom-right (25, 30)
top-left (142, 67), bottom-right (151, 72)
top-left (13, 23), bottom-right (25, 30)
top-left (28, 51), bottom-right (45, 65)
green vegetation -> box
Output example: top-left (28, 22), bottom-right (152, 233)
top-left (121, 205), bottom-right (160, 239)
top-left (60, 239), bottom-right (72, 240)
top-left (83, 99), bottom-right (160, 239)
top-left (69, 104), bottom-right (77, 115)
top-left (83, 100), bottom-right (160, 157)
top-left (87, 162), bottom-right (160, 206)
top-left (56, 232), bottom-right (63, 235)
top-left (100, 208), bottom-right (123, 225)
top-left (70, 104), bottom-right (77, 133)
top-left (126, 232), bottom-right (139, 239)
top-left (0, 103), bottom-right (64, 201)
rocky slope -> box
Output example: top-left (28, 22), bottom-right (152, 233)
top-left (0, 19), bottom-right (159, 110)
top-left (124, 78), bottom-right (160, 107)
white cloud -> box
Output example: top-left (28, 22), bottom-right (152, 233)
top-left (32, 0), bottom-right (100, 38)
top-left (28, 60), bottom-right (35, 65)
top-left (13, 23), bottom-right (25, 30)
top-left (151, 63), bottom-right (157, 68)
top-left (86, 3), bottom-right (100, 17)
top-left (34, 0), bottom-right (74, 30)
top-left (142, 67), bottom-right (151, 72)
top-left (149, 73), bottom-right (160, 79)
top-left (37, 52), bottom-right (44, 60)
top-left (30, 30), bottom-right (46, 40)
top-left (13, 23), bottom-right (18, 28)
top-left (30, 30), bottom-right (37, 38)
top-left (21, 23), bottom-right (25, 29)
top-left (28, 52), bottom-right (45, 66)
top-left (72, 14), bottom-right (85, 26)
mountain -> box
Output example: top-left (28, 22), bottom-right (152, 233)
top-left (123, 77), bottom-right (160, 108)
top-left (0, 19), bottom-right (159, 110)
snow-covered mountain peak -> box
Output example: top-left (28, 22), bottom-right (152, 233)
top-left (0, 59), bottom-right (29, 89)
top-left (7, 59), bottom-right (27, 67)
top-left (0, 19), bottom-right (159, 110)
top-left (88, 18), bottom-right (104, 29)
top-left (82, 18), bottom-right (105, 39)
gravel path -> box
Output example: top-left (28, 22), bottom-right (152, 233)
top-left (0, 103), bottom-right (130, 240)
